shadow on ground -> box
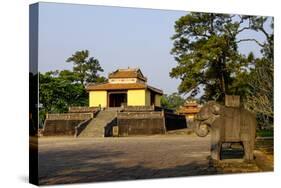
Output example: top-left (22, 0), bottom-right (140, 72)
top-left (38, 147), bottom-right (220, 185)
top-left (37, 137), bottom-right (272, 185)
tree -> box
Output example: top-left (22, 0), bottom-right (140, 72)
top-left (39, 71), bottom-right (88, 125)
top-left (66, 50), bottom-right (106, 85)
top-left (170, 13), bottom-right (261, 102)
top-left (242, 17), bottom-right (274, 128)
top-left (161, 93), bottom-right (185, 110)
top-left (238, 16), bottom-right (273, 61)
top-left (39, 50), bottom-right (108, 125)
top-left (245, 59), bottom-right (273, 127)
top-left (39, 71), bottom-right (88, 112)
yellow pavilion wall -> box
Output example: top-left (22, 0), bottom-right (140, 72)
top-left (145, 90), bottom-right (151, 106)
top-left (127, 89), bottom-right (148, 106)
top-left (155, 94), bottom-right (162, 107)
top-left (89, 89), bottom-right (162, 107)
top-left (89, 91), bottom-right (107, 107)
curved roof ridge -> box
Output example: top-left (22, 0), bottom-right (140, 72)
top-left (108, 67), bottom-right (147, 81)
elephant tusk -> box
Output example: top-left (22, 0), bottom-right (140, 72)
top-left (194, 116), bottom-right (207, 121)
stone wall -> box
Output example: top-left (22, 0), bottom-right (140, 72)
top-left (46, 113), bottom-right (93, 120)
top-left (43, 120), bottom-right (84, 136)
top-left (43, 106), bottom-right (187, 137)
top-left (117, 110), bottom-right (187, 136)
top-left (117, 111), bottom-right (165, 136)
top-left (122, 105), bottom-right (155, 112)
top-left (68, 106), bottom-right (100, 113)
top-left (123, 105), bottom-right (174, 113)
top-left (43, 112), bottom-right (94, 136)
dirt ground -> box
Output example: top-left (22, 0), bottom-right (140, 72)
top-left (35, 135), bottom-right (272, 185)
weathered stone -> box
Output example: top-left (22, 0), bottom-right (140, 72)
top-left (117, 110), bottom-right (186, 136)
top-left (225, 95), bottom-right (240, 107)
top-left (193, 101), bottom-right (256, 161)
top-left (43, 120), bottom-right (83, 136)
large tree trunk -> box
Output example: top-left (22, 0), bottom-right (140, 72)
top-left (219, 57), bottom-right (228, 97)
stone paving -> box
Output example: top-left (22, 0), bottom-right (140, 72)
top-left (36, 135), bottom-right (269, 185)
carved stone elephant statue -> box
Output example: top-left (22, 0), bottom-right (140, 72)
top-left (193, 101), bottom-right (256, 161)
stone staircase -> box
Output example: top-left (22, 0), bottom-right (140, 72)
top-left (78, 109), bottom-right (118, 137)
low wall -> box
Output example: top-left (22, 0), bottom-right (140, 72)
top-left (43, 112), bottom-right (94, 136)
top-left (122, 106), bottom-right (155, 112)
top-left (43, 119), bottom-right (84, 136)
top-left (46, 113), bottom-right (93, 120)
top-left (117, 111), bottom-right (187, 136)
top-left (68, 106), bottom-right (100, 113)
top-left (117, 112), bottom-right (165, 136)
top-left (123, 105), bottom-right (174, 113)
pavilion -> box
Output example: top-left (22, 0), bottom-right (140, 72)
top-left (86, 68), bottom-right (163, 108)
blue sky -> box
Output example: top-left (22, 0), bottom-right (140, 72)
top-left (38, 2), bottom-right (272, 95)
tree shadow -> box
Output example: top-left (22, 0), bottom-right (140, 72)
top-left (38, 138), bottom-right (264, 185)
top-left (38, 147), bottom-right (222, 185)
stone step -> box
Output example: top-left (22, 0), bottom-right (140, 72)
top-left (78, 109), bottom-right (117, 137)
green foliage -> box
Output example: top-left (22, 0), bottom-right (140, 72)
top-left (39, 71), bottom-right (88, 113)
top-left (39, 50), bottom-right (106, 124)
top-left (66, 50), bottom-right (107, 85)
top-left (244, 58), bottom-right (273, 128)
top-left (170, 13), bottom-right (270, 102)
top-left (256, 129), bottom-right (273, 137)
top-left (161, 93), bottom-right (185, 110)
top-left (240, 17), bottom-right (274, 128)
top-left (170, 13), bottom-right (274, 128)
top-left (171, 13), bottom-right (240, 101)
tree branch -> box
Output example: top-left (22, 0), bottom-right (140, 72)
top-left (236, 38), bottom-right (265, 47)
top-left (237, 26), bottom-right (251, 34)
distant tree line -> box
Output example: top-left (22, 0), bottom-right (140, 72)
top-left (170, 13), bottom-right (273, 129)
top-left (160, 93), bottom-right (185, 110)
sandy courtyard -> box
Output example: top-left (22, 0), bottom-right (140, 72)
top-left (36, 135), bottom-right (265, 185)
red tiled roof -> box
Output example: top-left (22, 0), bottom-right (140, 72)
top-left (108, 68), bottom-right (147, 81)
top-left (179, 108), bottom-right (200, 114)
top-left (183, 103), bottom-right (198, 107)
top-left (86, 82), bottom-right (163, 95)
top-left (178, 100), bottom-right (200, 114)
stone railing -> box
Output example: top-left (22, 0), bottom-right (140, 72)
top-left (68, 106), bottom-right (100, 113)
top-left (117, 111), bottom-right (163, 118)
top-left (122, 105), bottom-right (155, 112)
top-left (74, 118), bottom-right (93, 137)
top-left (46, 113), bottom-right (93, 120)
top-left (122, 105), bottom-right (174, 113)
top-left (104, 117), bottom-right (118, 137)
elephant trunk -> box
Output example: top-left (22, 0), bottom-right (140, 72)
top-left (193, 121), bottom-right (210, 137)
top-left (195, 113), bottom-right (208, 121)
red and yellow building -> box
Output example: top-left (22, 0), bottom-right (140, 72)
top-left (86, 68), bottom-right (163, 108)
top-left (177, 100), bottom-right (200, 120)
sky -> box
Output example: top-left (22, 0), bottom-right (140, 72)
top-left (38, 2), bottom-right (272, 95)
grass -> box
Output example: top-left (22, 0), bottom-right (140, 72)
top-left (256, 129), bottom-right (273, 137)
